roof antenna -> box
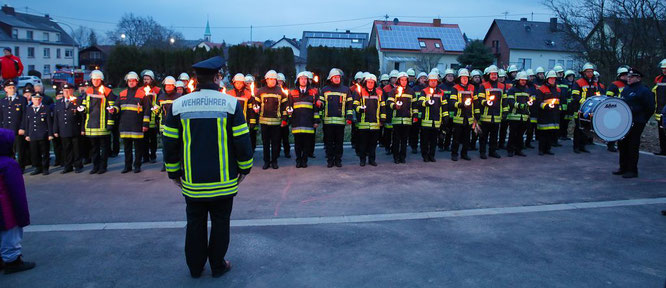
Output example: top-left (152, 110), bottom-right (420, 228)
top-left (502, 11), bottom-right (509, 19)
top-left (384, 14), bottom-right (389, 23)
top-left (531, 12), bottom-right (534, 21)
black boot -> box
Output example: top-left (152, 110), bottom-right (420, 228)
top-left (334, 159), bottom-right (342, 167)
top-left (262, 162), bottom-right (270, 170)
top-left (360, 158), bottom-right (366, 167)
top-left (368, 158), bottom-right (377, 166)
top-left (134, 166), bottom-right (142, 173)
top-left (4, 256), bottom-right (35, 274)
top-left (121, 166), bottom-right (131, 174)
top-left (271, 162), bottom-right (279, 169)
top-left (30, 169), bottom-right (42, 176)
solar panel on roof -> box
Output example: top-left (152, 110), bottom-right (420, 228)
top-left (377, 23), bottom-right (465, 51)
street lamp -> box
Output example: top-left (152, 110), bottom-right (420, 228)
top-left (170, 37), bottom-right (175, 44)
top-left (121, 33), bottom-right (126, 40)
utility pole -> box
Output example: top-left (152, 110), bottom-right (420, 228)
top-left (250, 25), bottom-right (253, 45)
top-left (503, 11), bottom-right (509, 19)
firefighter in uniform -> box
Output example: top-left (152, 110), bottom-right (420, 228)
top-left (506, 71), bottom-right (532, 157)
top-left (525, 69), bottom-right (539, 149)
top-left (469, 69), bottom-right (483, 151)
top-left (477, 65), bottom-right (506, 159)
top-left (381, 70), bottom-right (399, 155)
top-left (117, 72), bottom-right (151, 173)
top-left (409, 71), bottom-right (424, 155)
top-left (80, 70), bottom-right (117, 174)
top-left (605, 66), bottom-right (629, 152)
top-left (387, 72), bottom-right (417, 164)
top-left (418, 72), bottom-right (448, 162)
top-left (286, 72), bottom-right (320, 168)
top-left (277, 73), bottom-right (291, 159)
top-left (536, 71), bottom-right (562, 155)
top-left (1, 80), bottom-right (29, 172)
top-left (140, 70), bottom-right (160, 163)
top-left (53, 83), bottom-right (83, 173)
top-left (226, 74), bottom-right (257, 151)
top-left (652, 59), bottom-right (666, 156)
top-left (320, 68), bottom-right (353, 168)
top-left (155, 76), bottom-right (182, 171)
top-left (556, 68), bottom-right (572, 141)
top-left (350, 71), bottom-right (364, 154)
top-left (614, 68), bottom-right (655, 178)
top-left (450, 68), bottom-right (478, 161)
top-left (163, 56), bottom-right (253, 278)
top-left (77, 81), bottom-right (92, 165)
top-left (354, 74), bottom-right (385, 166)
top-left (571, 63), bottom-right (601, 153)
top-left (438, 69), bottom-right (456, 151)
top-left (23, 93), bottom-right (53, 175)
top-left (255, 70), bottom-right (287, 169)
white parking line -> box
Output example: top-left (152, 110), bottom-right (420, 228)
top-left (25, 197), bottom-right (666, 233)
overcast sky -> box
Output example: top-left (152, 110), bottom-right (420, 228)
top-left (7, 0), bottom-right (556, 44)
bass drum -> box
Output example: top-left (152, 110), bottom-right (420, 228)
top-left (578, 96), bottom-right (632, 142)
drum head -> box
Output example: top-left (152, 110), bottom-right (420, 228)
top-left (591, 97), bottom-right (632, 141)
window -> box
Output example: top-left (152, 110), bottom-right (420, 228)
top-left (43, 32), bottom-right (49, 42)
top-left (43, 65), bottom-right (51, 76)
top-left (13, 47), bottom-right (19, 57)
top-left (394, 62), bottom-right (401, 70)
top-left (43, 48), bottom-right (50, 58)
top-left (27, 47), bottom-right (35, 58)
top-left (91, 51), bottom-right (101, 60)
top-left (419, 41), bottom-right (426, 48)
top-left (557, 60), bottom-right (565, 67)
top-left (28, 65), bottom-right (35, 72)
top-left (11, 29), bottom-right (17, 39)
top-left (518, 58), bottom-right (532, 70)
top-left (434, 43), bottom-right (441, 48)
top-left (56, 33), bottom-right (61, 42)
top-left (548, 59), bottom-right (556, 69)
top-left (566, 60), bottom-right (574, 70)
top-left (65, 49), bottom-right (73, 58)
top-left (351, 39), bottom-right (360, 43)
top-left (56, 48), bottom-right (61, 59)
top-left (27, 30), bottom-right (33, 40)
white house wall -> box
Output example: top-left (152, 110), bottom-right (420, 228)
top-left (379, 51), bottom-right (459, 74)
top-left (271, 40), bottom-right (300, 57)
top-left (509, 49), bottom-right (580, 72)
top-left (1, 27), bottom-right (79, 79)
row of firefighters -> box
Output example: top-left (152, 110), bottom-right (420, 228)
top-left (1, 60), bottom-right (665, 174)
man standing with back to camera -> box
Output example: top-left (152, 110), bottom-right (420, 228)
top-left (163, 56), bottom-right (253, 278)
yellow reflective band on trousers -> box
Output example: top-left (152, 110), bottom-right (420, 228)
top-left (165, 161), bottom-right (180, 172)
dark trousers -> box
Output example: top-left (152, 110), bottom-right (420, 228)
top-left (308, 128), bottom-right (316, 157)
top-left (409, 125), bottom-right (420, 151)
top-left (392, 125), bottom-right (410, 161)
top-left (123, 138), bottom-right (144, 169)
top-left (443, 122), bottom-right (453, 149)
top-left (559, 115), bottom-right (570, 139)
top-left (60, 136), bottom-right (82, 170)
top-left (618, 123), bottom-right (646, 173)
top-left (420, 128), bottom-right (437, 159)
top-left (452, 123), bottom-right (471, 156)
top-left (261, 125), bottom-right (281, 164)
top-left (479, 122), bottom-right (499, 155)
top-left (143, 128), bottom-right (158, 161)
top-left (470, 128), bottom-right (479, 148)
top-left (89, 136), bottom-right (110, 170)
top-left (498, 120), bottom-right (509, 147)
top-left (293, 133), bottom-right (313, 164)
top-left (525, 121), bottom-right (537, 146)
top-left (539, 129), bottom-right (556, 153)
top-left (110, 124), bottom-right (120, 156)
top-left (382, 127), bottom-right (393, 152)
top-left (185, 197), bottom-right (233, 276)
top-left (279, 125), bottom-right (291, 156)
top-left (658, 124), bottom-right (666, 153)
top-left (249, 128), bottom-right (258, 152)
top-left (14, 135), bottom-right (29, 170)
top-left (80, 136), bottom-right (91, 163)
top-left (52, 137), bottom-right (62, 166)
top-left (358, 129), bottom-right (379, 161)
top-left (573, 119), bottom-right (587, 150)
top-left (323, 124), bottom-right (344, 162)
top-left (507, 121), bottom-right (527, 153)
top-left (29, 139), bottom-right (49, 171)
top-left (351, 125), bottom-right (358, 150)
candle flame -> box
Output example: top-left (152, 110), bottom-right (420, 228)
top-left (98, 86), bottom-right (105, 95)
top-left (143, 86), bottom-right (151, 94)
top-left (397, 86), bottom-right (403, 97)
top-left (222, 86), bottom-right (227, 94)
top-left (281, 87), bottom-right (289, 96)
top-left (430, 88), bottom-right (434, 95)
top-left (187, 80), bottom-right (195, 93)
top-left (313, 75), bottom-right (319, 83)
top-left (356, 84), bottom-right (361, 95)
top-left (250, 83), bottom-right (255, 96)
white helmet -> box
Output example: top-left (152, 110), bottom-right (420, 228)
top-left (364, 74), bottom-right (377, 83)
top-left (471, 69), bottom-right (482, 77)
top-left (417, 72), bottom-right (428, 79)
top-left (444, 69), bottom-right (455, 76)
top-left (553, 65), bottom-right (564, 73)
top-left (660, 59), bottom-right (666, 69)
top-left (232, 73), bottom-right (245, 83)
top-left (389, 70), bottom-right (399, 78)
top-left (244, 75), bottom-right (254, 83)
top-left (526, 69), bottom-right (535, 76)
top-left (163, 76), bottom-right (176, 85)
top-left (545, 70), bottom-right (557, 79)
top-left (498, 69), bottom-right (507, 78)
top-left (175, 81), bottom-right (185, 88)
top-left (265, 70), bottom-right (278, 80)
top-left (178, 72), bottom-right (190, 82)
top-left (406, 68), bottom-right (416, 77)
top-left (507, 65), bottom-right (519, 73)
top-left (91, 70), bottom-right (104, 80)
top-left (380, 74), bottom-right (389, 81)
top-left (124, 71), bottom-right (139, 81)
top-left (397, 72), bottom-right (409, 79)
top-left (141, 70), bottom-right (155, 79)
top-left (581, 62), bottom-right (595, 72)
top-left (535, 67), bottom-right (545, 74)
top-left (616, 66), bottom-right (629, 77)
top-left (354, 71), bottom-right (364, 80)
top-left (295, 71), bottom-right (309, 83)
top-left (458, 68), bottom-right (470, 78)
top-left (430, 68), bottom-right (440, 74)
top-left (277, 73), bottom-right (286, 82)
top-left (427, 72), bottom-right (439, 80)
top-left (485, 65), bottom-right (499, 75)
top-left (327, 68), bottom-right (342, 80)
top-left (564, 70), bottom-right (576, 78)
top-left (593, 71), bottom-right (600, 78)
top-left (306, 71), bottom-right (314, 79)
top-left (516, 71), bottom-right (528, 81)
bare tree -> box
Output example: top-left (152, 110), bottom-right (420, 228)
top-left (71, 26), bottom-right (92, 47)
top-left (414, 54), bottom-right (440, 73)
top-left (106, 13), bottom-right (184, 48)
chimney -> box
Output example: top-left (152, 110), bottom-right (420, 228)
top-left (45, 14), bottom-right (50, 19)
top-left (520, 17), bottom-right (527, 22)
top-left (346, 30), bottom-right (350, 33)
top-left (433, 18), bottom-right (441, 27)
top-left (550, 18), bottom-right (558, 32)
top-left (2, 5), bottom-right (15, 16)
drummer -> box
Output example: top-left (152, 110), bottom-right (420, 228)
top-left (613, 68), bottom-right (655, 178)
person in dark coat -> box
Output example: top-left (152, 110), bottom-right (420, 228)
top-left (0, 128), bottom-right (35, 274)
top-left (613, 68), bottom-right (656, 178)
top-left (53, 83), bottom-right (84, 173)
